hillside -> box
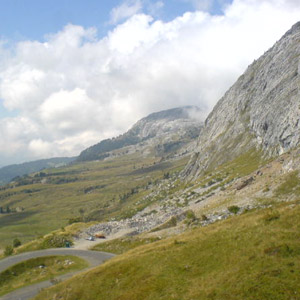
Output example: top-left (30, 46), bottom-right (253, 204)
top-left (78, 106), bottom-right (203, 162)
top-left (184, 21), bottom-right (300, 178)
top-left (1, 21), bottom-right (300, 300)
top-left (25, 20), bottom-right (300, 300)
top-left (0, 157), bottom-right (75, 186)
top-left (34, 200), bottom-right (300, 300)
top-left (0, 106), bottom-right (203, 247)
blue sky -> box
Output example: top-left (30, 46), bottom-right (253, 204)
top-left (0, 0), bottom-right (299, 167)
top-left (0, 0), bottom-right (232, 41)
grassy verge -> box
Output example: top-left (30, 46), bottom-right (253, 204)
top-left (91, 237), bottom-right (161, 255)
top-left (34, 200), bottom-right (300, 300)
top-left (0, 255), bottom-right (88, 296)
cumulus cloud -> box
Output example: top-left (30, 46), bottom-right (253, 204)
top-left (0, 0), bottom-right (300, 166)
top-left (110, 0), bottom-right (143, 24)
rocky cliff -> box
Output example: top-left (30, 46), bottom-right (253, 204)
top-left (78, 106), bottom-right (204, 162)
top-left (184, 21), bottom-right (300, 178)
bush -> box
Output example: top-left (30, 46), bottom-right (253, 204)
top-left (68, 217), bottom-right (83, 225)
top-left (228, 205), bottom-right (240, 214)
top-left (13, 238), bottom-right (21, 248)
top-left (184, 210), bottom-right (198, 226)
top-left (201, 214), bottom-right (208, 221)
top-left (185, 210), bottom-right (196, 221)
top-left (4, 245), bottom-right (14, 256)
top-left (41, 234), bottom-right (73, 249)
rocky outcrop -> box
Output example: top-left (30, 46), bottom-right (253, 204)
top-left (78, 106), bottom-right (204, 162)
top-left (184, 21), bottom-right (300, 178)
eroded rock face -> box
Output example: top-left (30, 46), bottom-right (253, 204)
top-left (184, 21), bottom-right (300, 178)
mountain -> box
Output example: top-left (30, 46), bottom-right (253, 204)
top-left (184, 21), bottom-right (300, 178)
top-left (2, 23), bottom-right (300, 300)
top-left (0, 157), bottom-right (75, 185)
top-left (78, 106), bottom-right (204, 162)
top-left (0, 106), bottom-right (203, 247)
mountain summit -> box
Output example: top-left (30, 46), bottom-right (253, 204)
top-left (184, 21), bottom-right (300, 178)
top-left (78, 106), bottom-right (204, 162)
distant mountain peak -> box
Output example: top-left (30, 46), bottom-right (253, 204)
top-left (78, 106), bottom-right (204, 162)
top-left (140, 106), bottom-right (202, 122)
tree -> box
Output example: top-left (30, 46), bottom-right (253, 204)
top-left (13, 238), bottom-right (21, 248)
top-left (4, 245), bottom-right (13, 256)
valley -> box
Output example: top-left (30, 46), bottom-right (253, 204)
top-left (0, 20), bottom-right (299, 300)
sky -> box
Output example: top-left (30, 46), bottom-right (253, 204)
top-left (0, 0), bottom-right (299, 167)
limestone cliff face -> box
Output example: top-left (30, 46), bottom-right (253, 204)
top-left (184, 22), bottom-right (300, 178)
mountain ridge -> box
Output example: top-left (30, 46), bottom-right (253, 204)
top-left (78, 106), bottom-right (204, 162)
top-left (0, 157), bottom-right (76, 186)
top-left (183, 20), bottom-right (300, 178)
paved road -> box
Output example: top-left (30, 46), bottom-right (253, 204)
top-left (0, 248), bottom-right (114, 300)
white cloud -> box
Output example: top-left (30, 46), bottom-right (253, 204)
top-left (0, 0), bottom-right (299, 166)
top-left (110, 0), bottom-right (142, 24)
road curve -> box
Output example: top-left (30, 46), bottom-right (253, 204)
top-left (0, 248), bottom-right (114, 300)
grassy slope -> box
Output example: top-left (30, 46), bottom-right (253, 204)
top-left (34, 200), bottom-right (300, 300)
top-left (0, 255), bottom-right (88, 296)
top-left (0, 154), bottom-right (188, 248)
top-left (91, 237), bottom-right (162, 254)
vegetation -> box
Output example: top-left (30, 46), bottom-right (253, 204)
top-left (0, 153), bottom-right (189, 248)
top-left (4, 245), bottom-right (13, 256)
top-left (92, 237), bottom-right (161, 254)
top-left (228, 205), bottom-right (240, 214)
top-left (151, 216), bottom-right (177, 232)
top-left (12, 238), bottom-right (21, 248)
top-left (0, 157), bottom-right (75, 185)
top-left (184, 210), bottom-right (198, 225)
top-left (0, 255), bottom-right (87, 296)
top-left (15, 232), bottom-right (75, 254)
top-left (34, 201), bottom-right (300, 300)
top-left (275, 171), bottom-right (300, 196)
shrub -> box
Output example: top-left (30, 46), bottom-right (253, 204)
top-left (41, 234), bottom-right (73, 249)
top-left (228, 205), bottom-right (240, 214)
top-left (185, 210), bottom-right (197, 221)
top-left (201, 214), bottom-right (208, 221)
top-left (13, 238), bottom-right (21, 248)
top-left (4, 245), bottom-right (14, 256)
top-left (68, 217), bottom-right (83, 224)
top-left (184, 210), bottom-right (198, 226)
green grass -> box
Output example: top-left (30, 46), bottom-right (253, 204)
top-left (275, 171), bottom-right (300, 196)
top-left (0, 154), bottom-right (189, 248)
top-left (33, 200), bottom-right (300, 300)
top-left (151, 216), bottom-right (178, 232)
top-left (91, 237), bottom-right (161, 255)
top-left (193, 149), bottom-right (265, 192)
top-left (0, 255), bottom-right (88, 296)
